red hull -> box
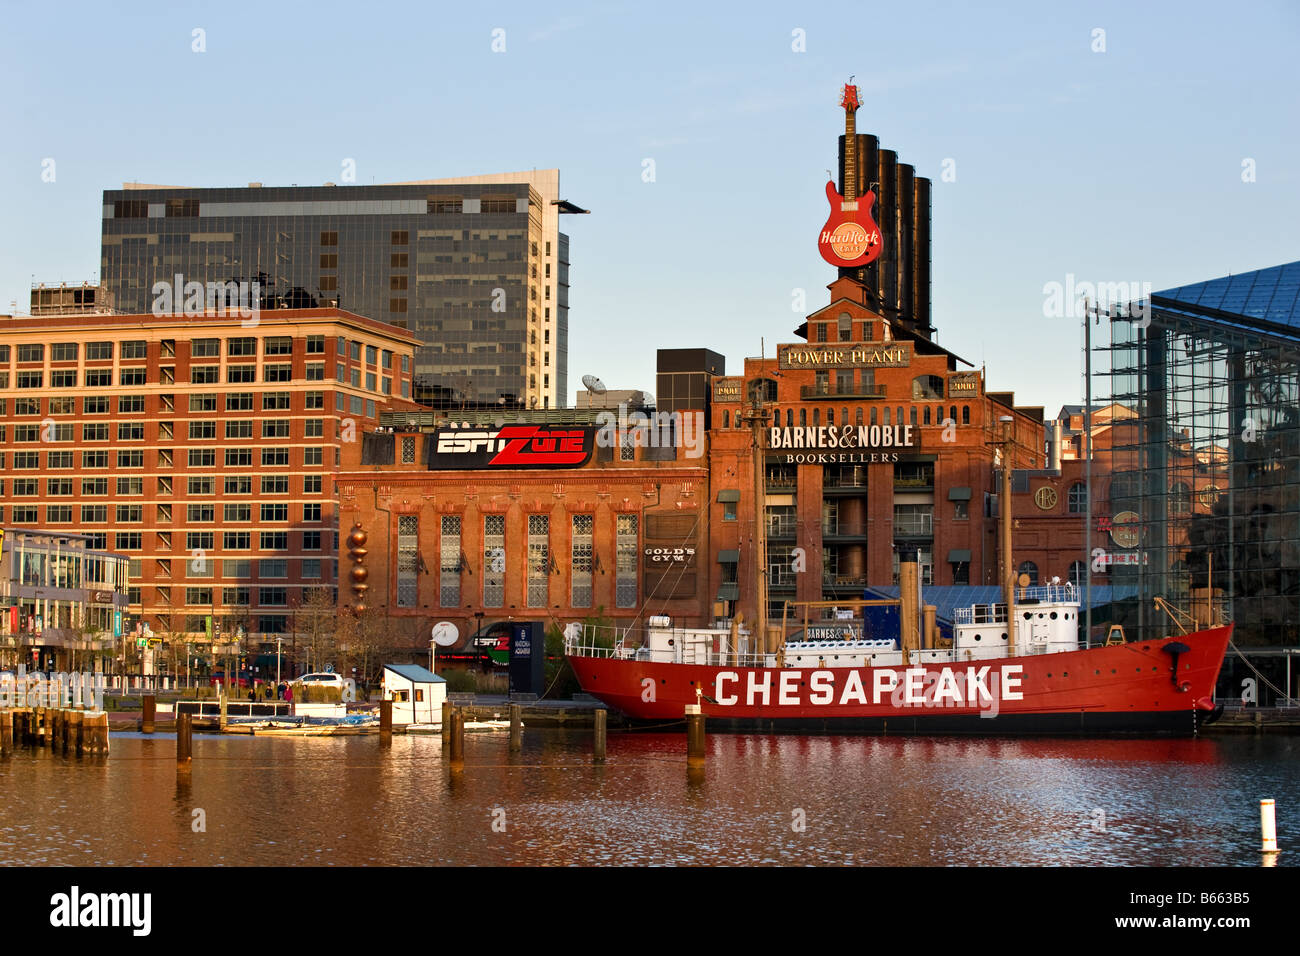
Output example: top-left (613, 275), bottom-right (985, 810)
top-left (568, 626), bottom-right (1232, 736)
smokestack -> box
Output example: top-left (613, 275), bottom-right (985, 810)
top-left (923, 605), bottom-right (937, 649)
top-left (1050, 419), bottom-right (1063, 473)
top-left (898, 551), bottom-right (921, 662)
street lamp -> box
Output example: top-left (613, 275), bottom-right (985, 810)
top-left (276, 636), bottom-right (284, 685)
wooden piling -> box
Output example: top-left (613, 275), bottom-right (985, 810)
top-left (218, 692), bottom-right (228, 731)
top-left (41, 708), bottom-right (53, 747)
top-left (441, 700), bottom-right (452, 741)
top-left (449, 710), bottom-right (465, 768)
top-left (509, 704), bottom-right (522, 753)
top-left (1, 710), bottom-right (12, 756)
top-left (70, 710), bottom-right (84, 756)
top-left (177, 713), bottom-right (192, 768)
top-left (141, 694), bottom-right (156, 734)
top-left (380, 699), bottom-right (393, 739)
top-left (84, 712), bottom-right (110, 754)
top-left (593, 708), bottom-right (607, 764)
top-left (685, 704), bottom-right (706, 767)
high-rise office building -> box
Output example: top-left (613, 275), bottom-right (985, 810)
top-left (100, 170), bottom-right (578, 410)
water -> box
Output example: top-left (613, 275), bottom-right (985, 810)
top-left (2, 731), bottom-right (1296, 866)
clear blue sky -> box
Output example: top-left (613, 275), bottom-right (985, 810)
top-left (2, 0), bottom-right (1297, 416)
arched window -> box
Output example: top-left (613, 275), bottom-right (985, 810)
top-left (1067, 482), bottom-right (1087, 513)
top-left (949, 405), bottom-right (957, 424)
top-left (881, 407), bottom-right (890, 426)
top-left (961, 405), bottom-right (970, 425)
top-left (1110, 471), bottom-right (1140, 502)
top-left (842, 407), bottom-right (848, 424)
top-left (910, 407), bottom-right (918, 426)
top-left (870, 407), bottom-right (878, 426)
top-left (826, 407), bottom-right (834, 425)
top-left (837, 312), bottom-right (852, 342)
top-left (1170, 482), bottom-right (1191, 514)
top-left (911, 375), bottom-right (944, 400)
top-left (896, 407), bottom-right (904, 427)
top-left (923, 407), bottom-right (931, 425)
top-left (747, 378), bottom-right (777, 404)
top-left (772, 408), bottom-right (780, 428)
top-left (812, 408), bottom-right (820, 426)
top-left (856, 407), bottom-right (863, 426)
top-left (786, 408), bottom-right (793, 428)
top-left (799, 408), bottom-right (807, 427)
top-left (1018, 561), bottom-right (1039, 586)
top-left (1067, 561), bottom-right (1086, 586)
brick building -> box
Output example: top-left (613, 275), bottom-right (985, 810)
top-left (333, 407), bottom-right (712, 647)
top-left (0, 307), bottom-right (416, 669)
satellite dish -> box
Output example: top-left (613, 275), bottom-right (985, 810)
top-left (581, 374), bottom-right (607, 394)
top-left (431, 621), bottom-right (459, 647)
top-left (563, 622), bottom-right (582, 642)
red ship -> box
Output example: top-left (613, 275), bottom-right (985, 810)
top-left (565, 593), bottom-right (1232, 735)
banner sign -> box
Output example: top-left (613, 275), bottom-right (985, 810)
top-left (778, 343), bottom-right (911, 370)
top-left (428, 425), bottom-right (596, 470)
top-left (947, 372), bottom-right (980, 397)
top-left (712, 377), bottom-right (743, 404)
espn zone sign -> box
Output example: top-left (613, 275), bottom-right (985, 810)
top-left (431, 425), bottom-right (596, 469)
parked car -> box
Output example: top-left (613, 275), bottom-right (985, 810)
top-left (209, 670), bottom-right (250, 689)
top-left (294, 672), bottom-right (345, 688)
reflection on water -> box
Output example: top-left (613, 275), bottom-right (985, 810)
top-left (1, 731), bottom-right (1296, 866)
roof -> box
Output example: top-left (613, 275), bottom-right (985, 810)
top-left (383, 664), bottom-right (446, 684)
top-left (1150, 260), bottom-right (1300, 342)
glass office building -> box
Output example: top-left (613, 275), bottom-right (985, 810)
top-left (100, 172), bottom-right (571, 409)
top-left (1105, 261), bottom-right (1300, 659)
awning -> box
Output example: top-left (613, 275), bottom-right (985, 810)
top-left (947, 549), bottom-right (972, 563)
top-left (947, 486), bottom-right (972, 501)
top-left (717, 550), bottom-right (739, 563)
top-left (716, 489), bottom-right (741, 503)
top-left (716, 583), bottom-right (740, 601)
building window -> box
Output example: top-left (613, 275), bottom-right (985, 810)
top-left (228, 337), bottom-right (256, 356)
top-left (951, 561), bottom-right (970, 585)
top-left (616, 515), bottom-right (638, 608)
top-left (571, 515), bottom-right (594, 607)
top-left (260, 532), bottom-right (288, 550)
top-left (1018, 561), bottom-right (1039, 586)
top-left (527, 515), bottom-right (549, 608)
top-left (304, 503), bottom-right (321, 522)
top-left (953, 500), bottom-right (969, 520)
top-left (264, 336), bottom-right (292, 355)
top-left (224, 532), bottom-right (251, 550)
top-left (263, 420), bottom-right (290, 438)
top-left (483, 514), bottom-right (505, 607)
top-left (265, 364), bottom-right (292, 382)
top-left (1068, 482), bottom-right (1088, 514)
top-left (51, 370), bottom-right (76, 388)
top-left (1067, 561), bottom-right (1086, 586)
top-left (1170, 482), bottom-right (1191, 515)
top-left (397, 516), bottom-right (419, 607)
top-left (192, 338), bottom-right (220, 357)
top-left (440, 516), bottom-right (462, 607)
top-left (260, 504), bottom-right (289, 522)
top-left (401, 436), bottom-right (416, 463)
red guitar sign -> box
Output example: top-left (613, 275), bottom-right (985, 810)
top-left (818, 82), bottom-right (883, 269)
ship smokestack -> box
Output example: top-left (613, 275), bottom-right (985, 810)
top-left (898, 551), bottom-right (921, 661)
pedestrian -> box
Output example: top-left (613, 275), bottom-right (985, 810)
top-left (285, 684), bottom-right (293, 703)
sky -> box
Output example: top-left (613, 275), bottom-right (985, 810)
top-left (2, 0), bottom-right (1297, 417)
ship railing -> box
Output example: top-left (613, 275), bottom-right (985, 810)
top-left (953, 604), bottom-right (1008, 626)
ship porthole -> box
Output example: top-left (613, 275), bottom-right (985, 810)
top-left (974, 635), bottom-right (981, 642)
top-left (1001, 633), bottom-right (1008, 640)
top-left (1050, 612), bottom-right (1058, 620)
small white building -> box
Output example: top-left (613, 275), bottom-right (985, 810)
top-left (381, 664), bottom-right (447, 726)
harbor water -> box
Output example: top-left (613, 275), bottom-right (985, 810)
top-left (2, 731), bottom-right (1296, 866)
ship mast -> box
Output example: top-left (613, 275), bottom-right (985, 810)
top-left (995, 416), bottom-right (1018, 656)
top-left (740, 342), bottom-right (771, 659)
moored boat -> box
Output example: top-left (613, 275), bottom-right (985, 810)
top-left (565, 585), bottom-right (1231, 735)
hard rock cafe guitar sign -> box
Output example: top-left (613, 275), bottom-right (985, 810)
top-left (818, 83), bottom-right (883, 269)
